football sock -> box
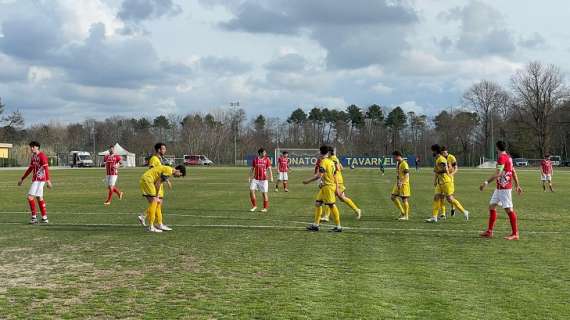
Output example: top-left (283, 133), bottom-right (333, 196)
top-left (106, 189), bottom-right (113, 203)
top-left (156, 203), bottom-right (163, 225)
top-left (313, 206), bottom-right (323, 225)
top-left (322, 206), bottom-right (331, 219)
top-left (148, 202), bottom-right (158, 227)
top-left (488, 209), bottom-right (497, 231)
top-left (450, 199), bottom-right (466, 214)
top-left (38, 199), bottom-right (47, 218)
top-left (507, 210), bottom-right (518, 235)
top-left (284, 181), bottom-right (288, 189)
top-left (344, 198), bottom-right (359, 212)
top-left (432, 200), bottom-right (441, 218)
top-left (403, 201), bottom-right (410, 217)
top-left (330, 205), bottom-right (341, 226)
top-left (113, 186), bottom-right (121, 196)
top-left (439, 198), bottom-right (446, 215)
top-left (28, 198), bottom-right (37, 217)
top-left (250, 194), bottom-right (257, 207)
top-left (263, 199), bottom-right (269, 209)
top-left (392, 198), bottom-right (405, 215)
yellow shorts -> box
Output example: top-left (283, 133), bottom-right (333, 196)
top-left (140, 178), bottom-right (157, 197)
top-left (435, 182), bottom-right (454, 196)
top-left (315, 185), bottom-right (336, 205)
top-left (391, 183), bottom-right (411, 197)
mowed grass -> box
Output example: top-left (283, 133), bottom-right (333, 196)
top-left (0, 166), bottom-right (569, 319)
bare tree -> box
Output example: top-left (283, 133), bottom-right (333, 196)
top-left (511, 61), bottom-right (568, 157)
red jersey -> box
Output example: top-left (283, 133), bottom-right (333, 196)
top-left (314, 158), bottom-right (322, 174)
top-left (277, 156), bottom-right (289, 173)
top-left (104, 154), bottom-right (122, 176)
top-left (252, 156), bottom-right (271, 180)
top-left (540, 159), bottom-right (553, 175)
top-left (22, 152), bottom-right (50, 182)
top-left (496, 153), bottom-right (514, 190)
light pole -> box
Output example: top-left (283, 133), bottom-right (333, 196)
top-left (230, 101), bottom-right (240, 166)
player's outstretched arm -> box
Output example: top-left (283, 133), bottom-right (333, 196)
top-left (480, 169), bottom-right (500, 191)
top-left (513, 169), bottom-right (523, 194)
top-left (303, 173), bottom-right (320, 185)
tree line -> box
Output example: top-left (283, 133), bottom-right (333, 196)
top-left (1, 61), bottom-right (569, 167)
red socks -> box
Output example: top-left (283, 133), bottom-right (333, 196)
top-left (112, 186), bottom-right (121, 196)
top-left (250, 195), bottom-right (257, 207)
top-left (38, 199), bottom-right (47, 218)
top-left (488, 209), bottom-right (497, 232)
top-left (263, 200), bottom-right (269, 209)
top-left (507, 211), bottom-right (518, 235)
top-left (284, 181), bottom-right (288, 189)
top-left (28, 198), bottom-right (37, 217)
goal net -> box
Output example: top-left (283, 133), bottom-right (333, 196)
top-left (274, 148), bottom-right (321, 167)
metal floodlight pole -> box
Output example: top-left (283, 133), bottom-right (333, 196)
top-left (230, 101), bottom-right (240, 166)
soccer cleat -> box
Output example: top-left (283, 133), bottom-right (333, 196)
top-left (157, 224), bottom-right (172, 231)
top-left (40, 217), bottom-right (49, 224)
top-left (504, 233), bottom-right (519, 241)
top-left (355, 208), bottom-right (362, 220)
top-left (104, 201), bottom-right (111, 206)
top-left (480, 230), bottom-right (493, 238)
top-left (29, 216), bottom-right (38, 224)
top-left (119, 192), bottom-right (124, 200)
top-left (260, 208), bottom-right (268, 213)
top-left (439, 214), bottom-right (446, 220)
top-left (249, 207), bottom-right (257, 212)
top-left (284, 188), bottom-right (289, 192)
top-left (306, 224), bottom-right (320, 232)
top-left (148, 226), bottom-right (163, 233)
top-left (274, 188), bottom-right (279, 192)
top-left (464, 210), bottom-right (470, 221)
top-left (398, 215), bottom-right (409, 221)
top-left (319, 217), bottom-right (329, 223)
top-left (425, 217), bottom-right (438, 223)
top-left (137, 214), bottom-right (146, 227)
top-left (450, 208), bottom-right (456, 217)
top-left (329, 226), bottom-right (343, 233)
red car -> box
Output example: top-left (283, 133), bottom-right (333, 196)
top-left (184, 155), bottom-right (214, 166)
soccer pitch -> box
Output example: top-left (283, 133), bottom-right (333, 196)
top-left (0, 167), bottom-right (568, 319)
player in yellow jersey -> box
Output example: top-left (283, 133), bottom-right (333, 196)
top-left (426, 144), bottom-right (469, 223)
top-left (390, 151), bottom-right (411, 220)
top-left (320, 148), bottom-right (362, 222)
top-left (303, 145), bottom-right (342, 232)
top-left (140, 164), bottom-right (186, 232)
top-left (138, 143), bottom-right (173, 230)
top-left (441, 146), bottom-right (458, 218)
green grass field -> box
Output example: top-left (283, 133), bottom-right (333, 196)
top-left (0, 166), bottom-right (568, 319)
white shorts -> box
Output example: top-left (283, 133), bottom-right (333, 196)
top-left (28, 181), bottom-right (45, 198)
top-left (490, 189), bottom-right (513, 209)
top-left (541, 174), bottom-right (552, 181)
top-left (106, 175), bottom-right (118, 186)
top-left (250, 179), bottom-right (269, 193)
top-left (278, 172), bottom-right (288, 181)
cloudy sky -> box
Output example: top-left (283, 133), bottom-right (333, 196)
top-left (0, 0), bottom-right (568, 124)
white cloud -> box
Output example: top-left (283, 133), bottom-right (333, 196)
top-left (371, 83), bottom-right (394, 94)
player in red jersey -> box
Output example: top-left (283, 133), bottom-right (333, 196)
top-left (275, 151), bottom-right (290, 192)
top-left (18, 141), bottom-right (52, 224)
top-left (480, 141), bottom-right (523, 240)
top-left (249, 148), bottom-right (273, 212)
top-left (540, 154), bottom-right (554, 192)
top-left (103, 145), bottom-right (124, 205)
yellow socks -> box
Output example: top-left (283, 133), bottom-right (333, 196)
top-left (450, 199), bottom-right (466, 214)
top-left (148, 201), bottom-right (158, 226)
top-left (403, 201), bottom-right (410, 218)
top-left (322, 206), bottom-right (331, 220)
top-left (439, 198), bottom-right (446, 216)
top-left (432, 200), bottom-right (441, 218)
top-left (330, 205), bottom-right (341, 226)
top-left (313, 206), bottom-right (323, 225)
top-left (392, 198), bottom-right (405, 215)
top-left (344, 198), bottom-right (359, 212)
top-left (156, 203), bottom-right (163, 225)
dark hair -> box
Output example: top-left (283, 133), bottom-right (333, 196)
top-left (544, 153), bottom-right (550, 158)
top-left (257, 148), bottom-right (266, 155)
top-left (441, 146), bottom-right (448, 152)
top-left (431, 144), bottom-right (441, 154)
top-left (175, 165), bottom-right (186, 177)
top-left (282, 151), bottom-right (289, 155)
top-left (392, 150), bottom-right (402, 157)
top-left (29, 141), bottom-right (40, 148)
top-left (319, 145), bottom-right (329, 155)
top-left (496, 141), bottom-right (506, 152)
top-left (328, 146), bottom-right (335, 155)
top-left (154, 143), bottom-right (166, 152)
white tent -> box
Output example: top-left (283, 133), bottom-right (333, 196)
top-left (98, 143), bottom-right (136, 167)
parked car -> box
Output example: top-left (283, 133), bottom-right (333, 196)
top-left (513, 158), bottom-right (529, 167)
top-left (184, 154), bottom-right (214, 166)
top-left (69, 151), bottom-right (94, 167)
top-left (550, 155), bottom-right (561, 166)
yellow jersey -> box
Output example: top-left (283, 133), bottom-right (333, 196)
top-left (148, 154), bottom-right (163, 168)
top-left (446, 154), bottom-right (457, 169)
top-left (319, 158), bottom-right (337, 186)
top-left (397, 160), bottom-right (410, 183)
top-left (142, 165), bottom-right (174, 183)
top-left (329, 155), bottom-right (344, 184)
top-left (434, 155), bottom-right (451, 184)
